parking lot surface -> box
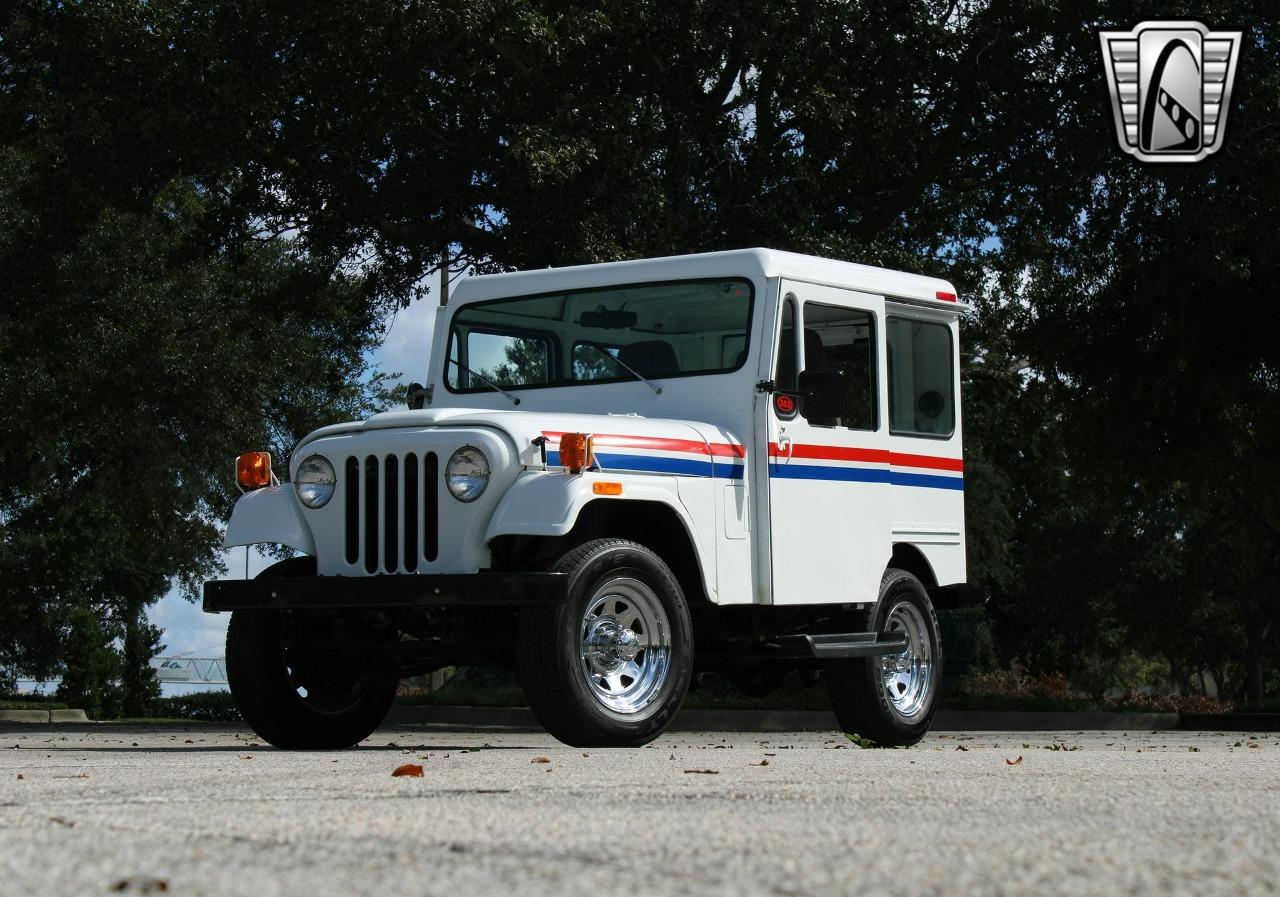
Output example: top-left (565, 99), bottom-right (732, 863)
top-left (2, 725), bottom-right (1278, 897)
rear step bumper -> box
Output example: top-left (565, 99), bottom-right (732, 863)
top-left (765, 632), bottom-right (909, 659)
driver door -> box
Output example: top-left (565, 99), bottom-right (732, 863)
top-left (765, 283), bottom-right (889, 606)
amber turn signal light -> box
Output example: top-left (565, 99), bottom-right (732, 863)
top-left (592, 481), bottom-right (623, 496)
top-left (236, 451), bottom-right (273, 491)
top-left (559, 433), bottom-right (594, 473)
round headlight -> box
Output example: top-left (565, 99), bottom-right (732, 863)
top-left (294, 455), bottom-right (336, 509)
top-left (446, 446), bottom-right (490, 502)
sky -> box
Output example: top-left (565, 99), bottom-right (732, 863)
top-left (145, 293), bottom-right (442, 665)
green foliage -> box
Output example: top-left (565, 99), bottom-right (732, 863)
top-left (54, 605), bottom-right (123, 720)
top-left (120, 599), bottom-right (165, 718)
top-left (147, 691), bottom-right (242, 723)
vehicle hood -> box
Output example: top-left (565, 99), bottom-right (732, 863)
top-left (292, 408), bottom-right (744, 471)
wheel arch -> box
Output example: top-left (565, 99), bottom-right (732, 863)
top-left (888, 543), bottom-right (938, 591)
top-left (489, 498), bottom-right (711, 605)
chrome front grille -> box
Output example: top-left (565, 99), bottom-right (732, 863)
top-left (343, 452), bottom-right (438, 572)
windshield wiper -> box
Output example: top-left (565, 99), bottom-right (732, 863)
top-left (448, 358), bottom-right (521, 406)
top-left (580, 342), bottom-right (662, 395)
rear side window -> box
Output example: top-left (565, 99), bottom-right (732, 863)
top-left (887, 318), bottom-right (955, 437)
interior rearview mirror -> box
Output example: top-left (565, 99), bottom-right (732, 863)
top-left (579, 308), bottom-right (638, 328)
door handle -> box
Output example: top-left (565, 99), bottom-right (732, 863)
top-left (776, 435), bottom-right (793, 461)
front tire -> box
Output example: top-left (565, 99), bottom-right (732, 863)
top-left (825, 568), bottom-right (941, 746)
top-left (517, 539), bottom-right (694, 747)
top-left (226, 609), bottom-right (397, 750)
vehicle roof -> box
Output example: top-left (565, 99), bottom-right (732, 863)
top-left (450, 248), bottom-right (965, 309)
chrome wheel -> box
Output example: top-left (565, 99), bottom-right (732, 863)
top-left (880, 600), bottom-right (935, 720)
top-left (579, 577), bottom-right (671, 714)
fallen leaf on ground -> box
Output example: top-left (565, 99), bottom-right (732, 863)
top-left (50, 816), bottom-right (75, 827)
top-left (239, 755), bottom-right (252, 760)
top-left (184, 739), bottom-right (193, 744)
top-left (955, 745), bottom-right (968, 751)
top-left (111, 878), bottom-right (169, 893)
top-left (531, 756), bottom-right (551, 764)
top-left (1006, 756), bottom-right (1023, 766)
top-left (16, 774), bottom-right (23, 780)
top-left (683, 768), bottom-right (720, 774)
top-left (751, 759), bottom-right (769, 766)
top-left (392, 763), bottom-right (424, 777)
top-left (1248, 742), bottom-right (1260, 748)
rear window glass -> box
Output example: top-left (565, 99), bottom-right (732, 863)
top-left (886, 318), bottom-right (955, 437)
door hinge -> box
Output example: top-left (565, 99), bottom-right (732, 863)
top-left (755, 379), bottom-right (776, 394)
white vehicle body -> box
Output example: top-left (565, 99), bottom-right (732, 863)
top-left (224, 248), bottom-right (967, 607)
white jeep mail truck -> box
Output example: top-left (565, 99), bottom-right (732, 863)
top-left (205, 249), bottom-right (976, 748)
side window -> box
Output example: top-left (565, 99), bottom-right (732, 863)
top-left (774, 297), bottom-right (797, 390)
top-left (447, 330), bottom-right (551, 389)
top-left (887, 317), bottom-right (955, 437)
top-left (802, 303), bottom-right (876, 431)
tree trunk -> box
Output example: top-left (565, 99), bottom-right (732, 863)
top-left (1244, 654), bottom-right (1265, 708)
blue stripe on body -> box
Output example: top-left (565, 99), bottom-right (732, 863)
top-left (769, 462), bottom-right (964, 491)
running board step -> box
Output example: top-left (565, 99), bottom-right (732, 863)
top-left (764, 632), bottom-right (909, 660)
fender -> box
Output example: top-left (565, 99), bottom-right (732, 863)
top-left (484, 469), bottom-right (717, 601)
top-left (223, 486), bottom-right (316, 556)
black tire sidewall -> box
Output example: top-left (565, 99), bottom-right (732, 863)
top-left (521, 539), bottom-right (694, 746)
top-left (826, 569), bottom-right (941, 746)
top-left (865, 571), bottom-right (941, 736)
top-left (226, 577), bottom-right (397, 750)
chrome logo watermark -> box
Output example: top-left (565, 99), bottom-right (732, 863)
top-left (1099, 21), bottom-right (1242, 163)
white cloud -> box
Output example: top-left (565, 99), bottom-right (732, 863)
top-left (374, 298), bottom-right (439, 386)
top-left (147, 545), bottom-right (275, 661)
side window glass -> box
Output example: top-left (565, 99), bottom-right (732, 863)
top-left (802, 303), bottom-right (876, 431)
top-left (451, 331), bottom-right (551, 388)
top-left (887, 318), bottom-right (955, 437)
top-left (774, 298), bottom-right (797, 389)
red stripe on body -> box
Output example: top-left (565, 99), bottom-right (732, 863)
top-left (541, 430), bottom-right (744, 459)
top-left (768, 441), bottom-right (962, 471)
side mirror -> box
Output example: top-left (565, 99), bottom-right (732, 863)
top-left (797, 369), bottom-right (845, 419)
top-left (406, 382), bottom-right (427, 410)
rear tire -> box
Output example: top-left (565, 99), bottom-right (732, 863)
top-left (517, 539), bottom-right (694, 747)
top-left (225, 571), bottom-right (397, 750)
top-left (825, 568), bottom-right (941, 747)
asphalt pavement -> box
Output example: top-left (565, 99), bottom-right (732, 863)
top-left (2, 724), bottom-right (1278, 897)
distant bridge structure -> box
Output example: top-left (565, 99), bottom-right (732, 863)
top-left (151, 657), bottom-right (228, 685)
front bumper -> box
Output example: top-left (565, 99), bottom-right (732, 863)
top-left (203, 572), bottom-right (569, 613)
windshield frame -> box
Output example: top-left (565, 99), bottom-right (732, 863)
top-left (442, 277), bottom-right (757, 395)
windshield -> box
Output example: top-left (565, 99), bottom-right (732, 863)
top-left (444, 279), bottom-right (753, 393)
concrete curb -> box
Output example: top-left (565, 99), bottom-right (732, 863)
top-left (0, 709), bottom-right (51, 723)
top-left (386, 705), bottom-right (1182, 732)
top-left (0, 708), bottom-right (90, 724)
top-left (49, 708), bottom-right (90, 723)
